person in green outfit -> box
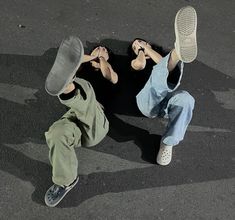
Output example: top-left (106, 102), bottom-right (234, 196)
top-left (44, 36), bottom-right (114, 207)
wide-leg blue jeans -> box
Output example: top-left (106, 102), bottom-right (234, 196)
top-left (136, 53), bottom-right (195, 146)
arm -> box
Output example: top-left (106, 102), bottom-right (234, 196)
top-left (131, 49), bottom-right (146, 71)
top-left (144, 47), bottom-right (162, 64)
top-left (82, 54), bottom-right (98, 63)
top-left (99, 57), bottom-right (118, 84)
top-left (138, 42), bottom-right (163, 64)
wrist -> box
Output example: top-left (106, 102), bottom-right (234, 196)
top-left (91, 55), bottom-right (97, 60)
top-left (138, 48), bottom-right (145, 55)
top-left (99, 56), bottom-right (105, 60)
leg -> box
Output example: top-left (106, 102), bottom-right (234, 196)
top-left (45, 36), bottom-right (83, 96)
top-left (134, 5), bottom-right (197, 71)
top-left (156, 5), bottom-right (197, 165)
top-left (157, 90), bottom-right (195, 165)
top-left (174, 6), bottom-right (197, 63)
top-left (45, 118), bottom-right (81, 186)
top-left (168, 5), bottom-right (197, 71)
top-left (136, 5), bottom-right (197, 116)
top-left (44, 118), bottom-right (82, 207)
top-left (167, 49), bottom-right (180, 72)
top-left (162, 90), bottom-right (195, 146)
top-left (136, 53), bottom-right (184, 118)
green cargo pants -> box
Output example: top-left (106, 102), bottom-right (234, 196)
top-left (45, 78), bottom-right (109, 186)
top-left (45, 116), bottom-right (81, 186)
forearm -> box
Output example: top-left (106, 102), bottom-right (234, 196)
top-left (144, 48), bottom-right (162, 64)
top-left (131, 51), bottom-right (146, 70)
top-left (82, 54), bottom-right (97, 63)
top-left (99, 57), bottom-right (118, 84)
top-left (99, 57), bottom-right (112, 77)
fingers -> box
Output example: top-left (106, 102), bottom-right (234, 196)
top-left (146, 42), bottom-right (152, 48)
top-left (97, 46), bottom-right (101, 58)
top-left (90, 46), bottom-right (107, 60)
top-left (133, 40), bottom-right (141, 49)
top-left (138, 41), bottom-right (147, 49)
top-left (100, 46), bottom-right (107, 53)
top-left (98, 46), bottom-right (109, 61)
top-left (134, 39), bottom-right (152, 49)
top-left (91, 47), bottom-right (100, 58)
top-left (99, 46), bottom-right (107, 54)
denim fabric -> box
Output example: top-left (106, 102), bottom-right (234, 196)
top-left (136, 53), bottom-right (195, 146)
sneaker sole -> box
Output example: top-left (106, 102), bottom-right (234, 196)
top-left (45, 36), bottom-right (84, 96)
top-left (45, 177), bottom-right (79, 207)
top-left (174, 6), bottom-right (197, 63)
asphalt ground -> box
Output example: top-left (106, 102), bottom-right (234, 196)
top-left (0, 0), bottom-right (234, 219)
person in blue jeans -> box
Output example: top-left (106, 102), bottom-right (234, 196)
top-left (130, 6), bottom-right (197, 165)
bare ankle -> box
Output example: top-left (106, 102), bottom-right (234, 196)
top-left (168, 49), bottom-right (180, 71)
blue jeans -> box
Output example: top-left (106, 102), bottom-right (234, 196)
top-left (136, 53), bottom-right (195, 146)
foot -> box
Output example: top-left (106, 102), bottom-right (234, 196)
top-left (174, 6), bottom-right (197, 63)
top-left (156, 144), bottom-right (173, 166)
top-left (44, 177), bottom-right (79, 207)
top-left (45, 36), bottom-right (84, 96)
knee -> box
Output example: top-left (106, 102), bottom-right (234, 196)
top-left (172, 91), bottom-right (195, 109)
top-left (45, 120), bottom-right (77, 146)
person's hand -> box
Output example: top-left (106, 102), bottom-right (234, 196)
top-left (98, 47), bottom-right (109, 61)
top-left (132, 40), bottom-right (143, 55)
top-left (90, 47), bottom-right (100, 59)
top-left (136, 40), bottom-right (152, 57)
top-left (90, 47), bottom-right (100, 69)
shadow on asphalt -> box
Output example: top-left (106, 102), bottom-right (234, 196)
top-left (0, 38), bottom-right (235, 208)
top-left (0, 144), bottom-right (51, 205)
top-left (106, 112), bottom-right (161, 163)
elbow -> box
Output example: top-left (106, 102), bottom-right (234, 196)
top-left (131, 60), bottom-right (146, 71)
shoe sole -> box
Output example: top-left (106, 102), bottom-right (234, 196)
top-left (44, 177), bottom-right (79, 207)
top-left (174, 6), bottom-right (197, 63)
top-left (45, 36), bottom-right (84, 96)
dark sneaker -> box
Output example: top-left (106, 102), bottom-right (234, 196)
top-left (45, 36), bottom-right (84, 96)
top-left (44, 177), bottom-right (79, 207)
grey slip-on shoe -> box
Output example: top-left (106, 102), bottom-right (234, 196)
top-left (45, 36), bottom-right (84, 96)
